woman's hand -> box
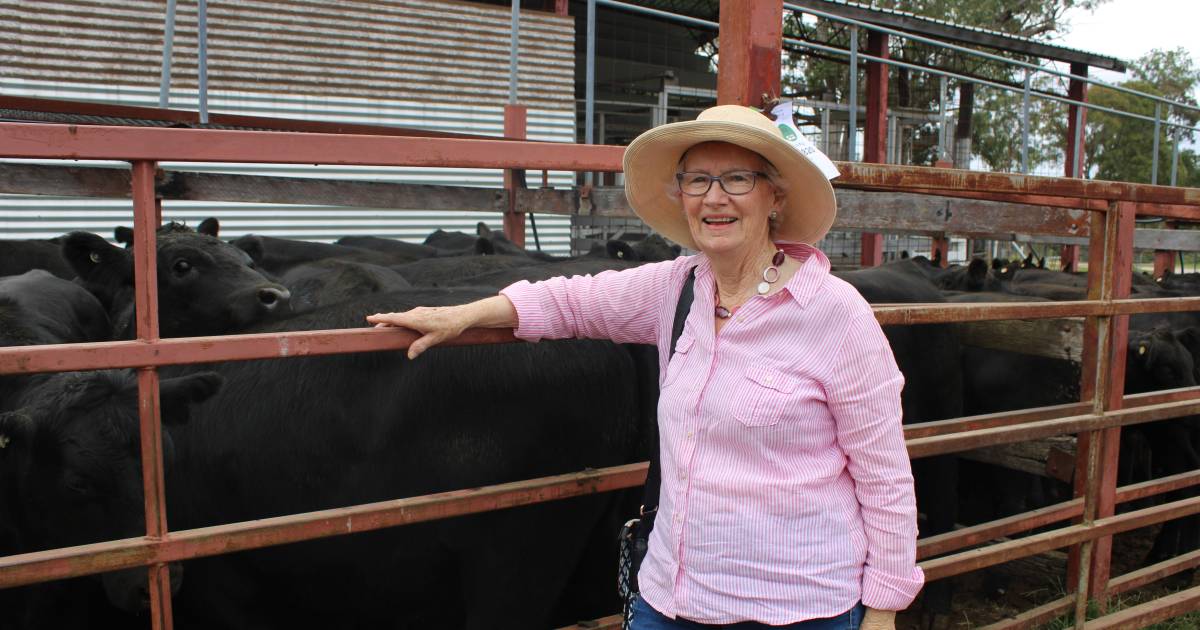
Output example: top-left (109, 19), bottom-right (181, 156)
top-left (860, 607), bottom-right (896, 630)
top-left (367, 306), bottom-right (473, 360)
top-left (366, 295), bottom-right (518, 360)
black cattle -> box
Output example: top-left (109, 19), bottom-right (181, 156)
top-left (391, 255), bottom-right (540, 287)
top-left (0, 369), bottom-right (221, 628)
top-left (229, 235), bottom-right (407, 277)
top-left (63, 225), bottom-right (291, 339)
top-left (0, 238), bottom-right (74, 280)
top-left (335, 235), bottom-right (440, 262)
top-left (1125, 327), bottom-right (1200, 563)
top-left (0, 270), bottom-right (111, 411)
top-left (149, 289), bottom-right (650, 629)
top-left (605, 234), bottom-right (682, 263)
top-left (280, 259), bottom-right (411, 312)
top-left (455, 257), bottom-right (639, 289)
top-left (833, 262), bottom-right (963, 618)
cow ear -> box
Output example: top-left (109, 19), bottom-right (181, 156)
top-left (476, 222), bottom-right (493, 238)
top-left (62, 231), bottom-right (133, 288)
top-left (159, 373), bottom-right (223, 425)
top-left (0, 411), bottom-right (33, 457)
top-left (473, 238), bottom-right (494, 256)
top-left (232, 235), bottom-right (265, 265)
top-left (113, 226), bottom-right (134, 246)
top-left (606, 241), bottom-right (635, 260)
top-left (197, 217), bottom-right (220, 238)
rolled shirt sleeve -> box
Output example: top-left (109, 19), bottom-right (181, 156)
top-left (499, 258), bottom-right (684, 345)
top-left (824, 309), bottom-right (925, 611)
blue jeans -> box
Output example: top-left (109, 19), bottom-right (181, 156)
top-left (630, 595), bottom-right (864, 630)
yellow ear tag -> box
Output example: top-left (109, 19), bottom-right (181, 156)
top-left (1139, 346), bottom-right (1147, 355)
top-left (0, 434), bottom-right (9, 449)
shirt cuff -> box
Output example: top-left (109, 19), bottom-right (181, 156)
top-left (499, 280), bottom-right (550, 341)
top-left (862, 565), bottom-right (925, 611)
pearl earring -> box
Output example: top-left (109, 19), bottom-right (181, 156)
top-left (769, 211), bottom-right (779, 220)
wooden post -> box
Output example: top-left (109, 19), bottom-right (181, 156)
top-left (1061, 63), bottom-right (1088, 272)
top-left (860, 31), bottom-right (888, 268)
top-left (503, 104), bottom-right (527, 248)
top-left (717, 0), bottom-right (782, 106)
top-left (1069, 201), bottom-right (1133, 609)
top-left (931, 237), bottom-right (950, 267)
top-left (1154, 221), bottom-right (1177, 277)
top-left (553, 0), bottom-right (568, 15)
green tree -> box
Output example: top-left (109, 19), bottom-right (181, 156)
top-left (1083, 49), bottom-right (1200, 186)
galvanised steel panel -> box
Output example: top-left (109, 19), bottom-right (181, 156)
top-left (0, 0), bottom-right (577, 254)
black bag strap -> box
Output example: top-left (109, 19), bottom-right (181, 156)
top-left (637, 267), bottom-right (695, 539)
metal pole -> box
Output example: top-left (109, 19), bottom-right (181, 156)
top-left (937, 75), bottom-right (947, 161)
top-left (509, 0), bottom-right (519, 105)
top-left (1072, 104), bottom-right (1084, 178)
top-left (848, 25), bottom-right (858, 162)
top-left (197, 0), bottom-right (208, 124)
top-left (1151, 103), bottom-right (1161, 185)
top-left (821, 105), bottom-right (830, 153)
top-left (1171, 106), bottom-right (1180, 186)
top-left (585, 0), bottom-right (596, 186)
top-left (157, 0), bottom-right (177, 108)
top-left (1021, 68), bottom-right (1031, 174)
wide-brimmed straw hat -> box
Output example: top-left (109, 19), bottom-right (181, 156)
top-left (622, 104), bottom-right (838, 250)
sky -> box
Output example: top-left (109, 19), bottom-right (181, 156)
top-left (1055, 0), bottom-right (1200, 85)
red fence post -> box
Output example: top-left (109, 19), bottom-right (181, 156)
top-left (716, 0), bottom-right (782, 106)
top-left (931, 236), bottom-right (950, 267)
top-left (503, 105), bottom-right (528, 248)
top-left (1070, 201), bottom-right (1133, 612)
top-left (860, 31), bottom-right (888, 268)
top-left (131, 160), bottom-right (174, 630)
top-left (1061, 63), bottom-right (1089, 272)
top-left (1154, 221), bottom-right (1177, 278)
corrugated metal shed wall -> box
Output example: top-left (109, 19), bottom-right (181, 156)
top-left (0, 0), bottom-right (577, 254)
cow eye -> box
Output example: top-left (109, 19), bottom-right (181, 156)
top-left (172, 259), bottom-right (192, 275)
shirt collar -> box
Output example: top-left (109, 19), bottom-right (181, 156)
top-left (692, 241), bottom-right (829, 311)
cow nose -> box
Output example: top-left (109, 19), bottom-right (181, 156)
top-left (258, 286), bottom-right (290, 311)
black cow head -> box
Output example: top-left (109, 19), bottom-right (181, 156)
top-left (63, 226), bottom-right (291, 338)
top-left (0, 370), bottom-right (222, 612)
top-left (1128, 327), bottom-right (1199, 393)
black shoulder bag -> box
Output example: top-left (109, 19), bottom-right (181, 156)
top-left (617, 268), bottom-right (695, 629)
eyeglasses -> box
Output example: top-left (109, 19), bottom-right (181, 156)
top-left (675, 170), bottom-right (767, 196)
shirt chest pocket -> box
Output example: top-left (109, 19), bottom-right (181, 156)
top-left (661, 333), bottom-right (695, 388)
top-left (733, 366), bottom-right (799, 427)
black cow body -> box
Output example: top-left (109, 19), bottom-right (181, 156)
top-left (230, 235), bottom-right (402, 277)
top-left (0, 370), bottom-right (221, 630)
top-left (0, 238), bottom-right (74, 280)
top-left (391, 255), bottom-right (540, 287)
top-left (280, 259), bottom-right (411, 312)
top-left (161, 289), bottom-right (652, 629)
top-left (335, 235), bottom-right (440, 262)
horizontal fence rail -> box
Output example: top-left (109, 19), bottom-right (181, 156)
top-left (5, 120), bottom-right (1200, 629)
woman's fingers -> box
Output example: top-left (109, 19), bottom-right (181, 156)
top-left (367, 308), bottom-right (466, 359)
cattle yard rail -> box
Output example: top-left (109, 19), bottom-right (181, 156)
top-left (2, 119), bottom-right (1200, 630)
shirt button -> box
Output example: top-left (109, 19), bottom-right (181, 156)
top-left (686, 431), bottom-right (693, 438)
top-left (679, 472), bottom-right (686, 480)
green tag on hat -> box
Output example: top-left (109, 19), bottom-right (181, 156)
top-left (778, 124), bottom-right (798, 141)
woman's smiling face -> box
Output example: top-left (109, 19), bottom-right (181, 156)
top-left (678, 142), bottom-right (782, 257)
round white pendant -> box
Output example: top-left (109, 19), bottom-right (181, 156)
top-left (757, 281), bottom-right (770, 294)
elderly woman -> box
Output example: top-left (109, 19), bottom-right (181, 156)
top-left (368, 105), bottom-right (923, 630)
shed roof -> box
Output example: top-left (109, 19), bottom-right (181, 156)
top-left (785, 0), bottom-right (1126, 72)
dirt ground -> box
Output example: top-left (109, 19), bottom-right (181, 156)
top-left (896, 526), bottom-right (1197, 629)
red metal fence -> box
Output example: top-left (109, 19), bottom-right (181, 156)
top-left (2, 121), bottom-right (1200, 630)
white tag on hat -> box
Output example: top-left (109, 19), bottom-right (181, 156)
top-left (770, 100), bottom-right (840, 180)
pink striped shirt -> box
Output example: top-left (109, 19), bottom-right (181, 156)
top-left (500, 242), bottom-right (924, 624)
